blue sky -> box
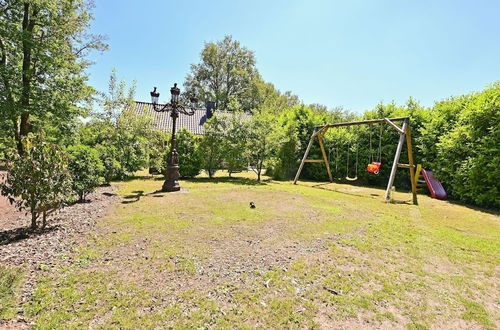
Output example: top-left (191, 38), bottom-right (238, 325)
top-left (87, 0), bottom-right (500, 113)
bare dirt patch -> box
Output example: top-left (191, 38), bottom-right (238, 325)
top-left (0, 171), bottom-right (24, 221)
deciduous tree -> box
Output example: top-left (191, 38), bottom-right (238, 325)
top-left (0, 0), bottom-right (107, 153)
top-left (67, 145), bottom-right (104, 202)
top-left (0, 134), bottom-right (72, 229)
top-left (184, 35), bottom-right (257, 111)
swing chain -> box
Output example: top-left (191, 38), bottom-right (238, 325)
top-left (369, 125), bottom-right (373, 163)
top-left (345, 128), bottom-right (359, 181)
top-left (345, 139), bottom-right (349, 178)
top-left (378, 123), bottom-right (382, 162)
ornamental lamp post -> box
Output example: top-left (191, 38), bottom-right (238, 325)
top-left (150, 83), bottom-right (197, 192)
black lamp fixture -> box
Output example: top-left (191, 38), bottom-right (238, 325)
top-left (149, 83), bottom-right (197, 192)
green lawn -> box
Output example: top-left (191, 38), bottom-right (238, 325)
top-left (12, 172), bottom-right (500, 328)
top-left (0, 266), bottom-right (23, 320)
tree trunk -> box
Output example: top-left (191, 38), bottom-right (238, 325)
top-left (17, 3), bottom-right (37, 154)
top-left (42, 211), bottom-right (47, 229)
top-left (18, 113), bottom-right (30, 152)
top-left (31, 212), bottom-right (37, 229)
top-left (257, 159), bottom-right (263, 181)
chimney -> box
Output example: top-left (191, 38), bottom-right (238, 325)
top-left (206, 101), bottom-right (216, 119)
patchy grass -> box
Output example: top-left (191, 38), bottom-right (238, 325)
top-left (23, 171), bottom-right (500, 328)
top-left (0, 266), bottom-right (23, 320)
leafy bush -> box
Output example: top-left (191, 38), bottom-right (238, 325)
top-left (95, 144), bottom-right (123, 183)
top-left (271, 105), bottom-right (325, 180)
top-left (431, 83), bottom-right (500, 208)
top-left (0, 137), bottom-right (16, 167)
top-left (223, 112), bottom-right (249, 176)
top-left (0, 135), bottom-right (73, 229)
top-left (77, 70), bottom-right (154, 178)
top-left (67, 145), bottom-right (104, 202)
top-left (77, 109), bottom-right (153, 179)
top-left (148, 131), bottom-right (170, 175)
top-left (199, 117), bottom-right (225, 178)
top-left (165, 128), bottom-right (202, 178)
top-left (114, 109), bottom-right (153, 173)
top-left (245, 112), bottom-right (281, 181)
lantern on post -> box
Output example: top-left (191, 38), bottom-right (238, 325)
top-left (149, 83), bottom-right (197, 192)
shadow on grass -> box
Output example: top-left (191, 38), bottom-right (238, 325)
top-left (307, 183), bottom-right (379, 200)
top-left (183, 177), bottom-right (268, 186)
top-left (122, 190), bottom-right (145, 204)
top-left (303, 181), bottom-right (412, 203)
top-left (121, 189), bottom-right (178, 203)
top-left (117, 177), bottom-right (268, 203)
top-left (387, 200), bottom-right (413, 205)
top-left (119, 172), bottom-right (268, 187)
top-left (0, 225), bottom-right (59, 246)
top-left (119, 175), bottom-right (155, 182)
top-left (443, 200), bottom-right (500, 217)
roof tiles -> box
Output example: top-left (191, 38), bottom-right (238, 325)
top-left (132, 101), bottom-right (251, 135)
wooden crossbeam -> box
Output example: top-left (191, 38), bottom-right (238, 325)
top-left (304, 159), bottom-right (325, 163)
top-left (293, 129), bottom-right (316, 184)
top-left (317, 132), bottom-right (333, 182)
top-left (317, 117), bottom-right (408, 129)
top-left (384, 118), bottom-right (405, 134)
top-left (397, 163), bottom-right (416, 169)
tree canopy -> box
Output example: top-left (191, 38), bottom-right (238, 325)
top-left (0, 0), bottom-right (107, 152)
top-left (184, 35), bottom-right (258, 111)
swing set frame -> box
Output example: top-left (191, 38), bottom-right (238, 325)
top-left (293, 117), bottom-right (418, 205)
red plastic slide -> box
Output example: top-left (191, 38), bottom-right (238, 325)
top-left (421, 169), bottom-right (447, 200)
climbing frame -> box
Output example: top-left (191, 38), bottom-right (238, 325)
top-left (293, 117), bottom-right (418, 205)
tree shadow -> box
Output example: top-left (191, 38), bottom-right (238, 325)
top-left (120, 175), bottom-right (154, 182)
top-left (0, 225), bottom-right (60, 246)
top-left (387, 200), bottom-right (413, 205)
top-left (307, 181), bottom-right (499, 213)
top-left (184, 177), bottom-right (268, 186)
top-left (443, 200), bottom-right (500, 217)
top-left (76, 199), bottom-right (92, 204)
top-left (121, 190), bottom-right (145, 204)
top-left (307, 183), bottom-right (377, 200)
top-left (303, 181), bottom-right (407, 203)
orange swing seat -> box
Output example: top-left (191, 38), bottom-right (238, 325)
top-left (367, 162), bottom-right (381, 174)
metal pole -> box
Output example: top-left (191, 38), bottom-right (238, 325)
top-left (162, 110), bottom-right (181, 192)
top-left (384, 119), bottom-right (408, 201)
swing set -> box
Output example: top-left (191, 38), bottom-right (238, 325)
top-left (293, 117), bottom-right (418, 205)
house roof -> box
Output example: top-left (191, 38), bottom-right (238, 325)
top-left (132, 101), bottom-right (251, 135)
